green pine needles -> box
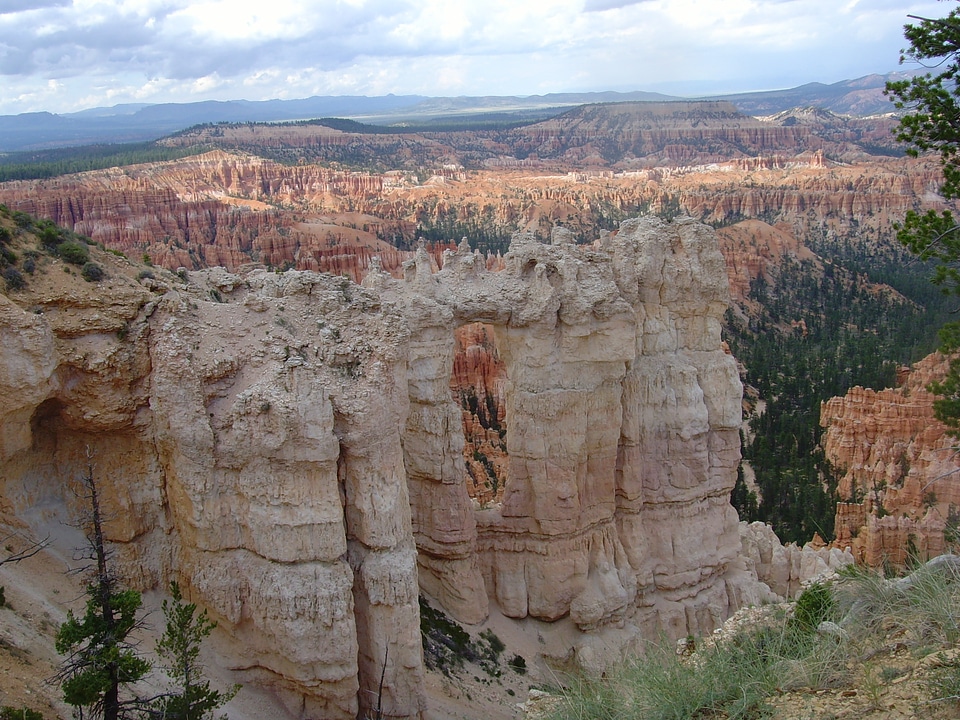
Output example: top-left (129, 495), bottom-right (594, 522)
top-left (55, 589), bottom-right (151, 712)
top-left (886, 2), bottom-right (960, 436)
top-left (152, 581), bottom-right (238, 720)
top-left (53, 463), bottom-right (150, 720)
top-left (54, 460), bottom-right (237, 719)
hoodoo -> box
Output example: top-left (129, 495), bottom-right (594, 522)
top-left (1, 216), bottom-right (782, 719)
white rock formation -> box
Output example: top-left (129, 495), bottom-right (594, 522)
top-left (0, 216), bottom-right (782, 718)
top-left (739, 521), bottom-right (854, 598)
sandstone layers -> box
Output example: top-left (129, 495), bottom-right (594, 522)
top-left (0, 150), bottom-right (947, 289)
top-left (821, 353), bottom-right (960, 568)
top-left (3, 216), bottom-right (766, 718)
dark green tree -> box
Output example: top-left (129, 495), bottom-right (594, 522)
top-left (887, 2), bottom-right (960, 434)
top-left (149, 581), bottom-right (237, 720)
top-left (54, 461), bottom-right (150, 720)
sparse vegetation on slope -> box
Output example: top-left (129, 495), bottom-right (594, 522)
top-left (544, 557), bottom-right (960, 720)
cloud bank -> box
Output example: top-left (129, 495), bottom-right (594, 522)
top-left (0, 0), bottom-right (947, 115)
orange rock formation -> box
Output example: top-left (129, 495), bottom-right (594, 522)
top-left (821, 353), bottom-right (960, 568)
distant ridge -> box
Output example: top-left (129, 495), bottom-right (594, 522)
top-left (0, 74), bottom-right (904, 152)
top-left (701, 73), bottom-right (904, 116)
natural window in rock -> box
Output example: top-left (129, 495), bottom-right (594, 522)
top-left (450, 322), bottom-right (508, 506)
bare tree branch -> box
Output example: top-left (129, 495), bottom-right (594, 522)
top-left (0, 530), bottom-right (49, 567)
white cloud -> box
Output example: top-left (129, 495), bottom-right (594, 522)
top-left (0, 0), bottom-right (950, 114)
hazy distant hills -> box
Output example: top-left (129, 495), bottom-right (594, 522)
top-left (711, 73), bottom-right (905, 117)
top-left (0, 95), bottom-right (427, 152)
top-left (0, 74), bottom-right (903, 153)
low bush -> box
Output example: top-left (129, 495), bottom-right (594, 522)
top-left (3, 267), bottom-right (24, 291)
top-left (420, 597), bottom-right (475, 674)
top-left (791, 581), bottom-right (836, 632)
top-left (81, 262), bottom-right (104, 282)
top-left (0, 707), bottom-right (43, 720)
top-left (57, 240), bottom-right (89, 266)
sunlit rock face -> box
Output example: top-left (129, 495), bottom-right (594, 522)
top-left (379, 217), bottom-right (747, 641)
top-left (1, 216), bottom-right (757, 719)
top-left (822, 353), bottom-right (960, 569)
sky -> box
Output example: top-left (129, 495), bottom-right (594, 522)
top-left (0, 0), bottom-right (951, 116)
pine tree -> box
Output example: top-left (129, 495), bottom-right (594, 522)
top-left (54, 461), bottom-right (150, 720)
top-left (150, 581), bottom-right (237, 719)
top-left (887, 3), bottom-right (960, 434)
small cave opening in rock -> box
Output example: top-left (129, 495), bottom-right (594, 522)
top-left (30, 397), bottom-right (67, 454)
top-left (450, 322), bottom-right (509, 506)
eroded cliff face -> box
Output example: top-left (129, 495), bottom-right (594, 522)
top-left (373, 218), bottom-right (754, 643)
top-left (1, 216), bottom-right (761, 718)
top-left (0, 252), bottom-right (422, 719)
top-left (821, 354), bottom-right (960, 568)
top-left (0, 151), bottom-right (949, 287)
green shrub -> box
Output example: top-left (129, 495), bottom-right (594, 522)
top-left (508, 654), bottom-right (527, 675)
top-left (0, 226), bottom-right (11, 244)
top-left (81, 262), bottom-right (104, 282)
top-left (3, 267), bottom-right (24, 291)
top-left (12, 211), bottom-right (33, 229)
top-left (419, 596), bottom-right (475, 674)
top-left (480, 628), bottom-right (505, 656)
top-left (57, 240), bottom-right (89, 265)
top-left (137, 268), bottom-right (155, 280)
top-left (0, 707), bottom-right (44, 720)
top-left (0, 585), bottom-right (5, 607)
top-left (791, 582), bottom-right (836, 633)
top-left (38, 225), bottom-right (62, 250)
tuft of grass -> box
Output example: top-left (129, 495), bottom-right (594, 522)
top-left (545, 621), bottom-right (834, 720)
top-left (837, 558), bottom-right (960, 710)
top-left (546, 557), bottom-right (960, 720)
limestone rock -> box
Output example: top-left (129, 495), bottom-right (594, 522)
top-left (1, 214), bottom-right (762, 714)
top-left (739, 521), bottom-right (853, 598)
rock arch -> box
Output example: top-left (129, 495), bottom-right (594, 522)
top-left (368, 218), bottom-right (745, 638)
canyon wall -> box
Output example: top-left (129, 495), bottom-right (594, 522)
top-left (821, 353), bottom-right (960, 568)
top-left (0, 151), bottom-right (948, 287)
top-left (2, 216), bottom-right (768, 718)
